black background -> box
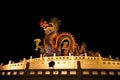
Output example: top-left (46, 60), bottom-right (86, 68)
top-left (0, 3), bottom-right (120, 64)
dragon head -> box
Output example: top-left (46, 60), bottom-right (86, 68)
top-left (39, 17), bottom-right (61, 34)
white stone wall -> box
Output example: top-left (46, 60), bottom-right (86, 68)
top-left (1, 62), bottom-right (26, 70)
top-left (0, 55), bottom-right (120, 70)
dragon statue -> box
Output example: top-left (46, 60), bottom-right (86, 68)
top-left (34, 17), bottom-right (85, 56)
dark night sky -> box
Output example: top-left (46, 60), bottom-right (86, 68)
top-left (0, 4), bottom-right (120, 64)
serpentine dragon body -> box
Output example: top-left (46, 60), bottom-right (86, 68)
top-left (38, 17), bottom-right (82, 56)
